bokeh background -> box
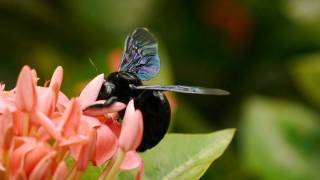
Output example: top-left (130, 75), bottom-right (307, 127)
top-left (0, 0), bottom-right (319, 179)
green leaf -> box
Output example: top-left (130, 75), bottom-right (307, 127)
top-left (119, 129), bottom-right (235, 179)
top-left (240, 97), bottom-right (320, 180)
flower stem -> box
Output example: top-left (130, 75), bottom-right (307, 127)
top-left (74, 170), bottom-right (83, 179)
top-left (100, 149), bottom-right (125, 180)
top-left (99, 157), bottom-right (116, 179)
top-left (67, 163), bottom-right (77, 180)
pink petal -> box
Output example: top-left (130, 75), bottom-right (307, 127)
top-left (37, 86), bottom-right (69, 111)
top-left (65, 114), bottom-right (92, 161)
top-left (120, 151), bottom-right (141, 170)
top-left (49, 66), bottom-right (63, 89)
top-left (0, 99), bottom-right (16, 113)
top-left (57, 91), bottom-right (70, 111)
top-left (28, 151), bottom-right (56, 180)
top-left (79, 74), bottom-right (104, 109)
top-left (68, 144), bottom-right (82, 163)
top-left (0, 161), bottom-right (5, 171)
top-left (120, 151), bottom-right (144, 180)
top-left (12, 111), bottom-right (24, 136)
top-left (81, 115), bottom-right (101, 129)
top-left (15, 169), bottom-right (27, 180)
top-left (83, 102), bottom-right (126, 116)
top-left (105, 119), bottom-right (121, 137)
top-left (0, 108), bottom-right (13, 149)
top-left (24, 143), bottom-right (51, 176)
top-left (59, 135), bottom-right (88, 146)
top-left (132, 111), bottom-right (144, 150)
top-left (15, 66), bottom-right (37, 112)
top-left (9, 141), bottom-right (37, 179)
top-left (52, 161), bottom-right (68, 180)
top-left (35, 110), bottom-right (61, 141)
top-left (36, 127), bottom-right (51, 141)
top-left (31, 69), bottom-right (39, 85)
top-left (10, 137), bottom-right (36, 149)
top-left (93, 125), bottom-right (118, 166)
top-left (37, 85), bottom-right (57, 116)
top-left (118, 100), bottom-right (144, 151)
top-left (50, 84), bottom-right (60, 115)
top-left (76, 128), bottom-right (97, 171)
top-left (59, 99), bottom-right (81, 137)
top-left (29, 112), bottom-right (40, 127)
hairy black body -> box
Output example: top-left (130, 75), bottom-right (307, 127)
top-left (96, 71), bottom-right (171, 152)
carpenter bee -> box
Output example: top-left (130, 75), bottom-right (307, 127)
top-left (85, 28), bottom-right (229, 152)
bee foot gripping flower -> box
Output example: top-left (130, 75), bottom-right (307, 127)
top-left (0, 66), bottom-right (145, 180)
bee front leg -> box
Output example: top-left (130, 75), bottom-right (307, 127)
top-left (84, 96), bottom-right (118, 110)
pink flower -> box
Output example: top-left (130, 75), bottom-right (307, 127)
top-left (79, 74), bottom-right (105, 110)
top-left (15, 66), bottom-right (37, 113)
top-left (0, 65), bottom-right (147, 180)
top-left (121, 151), bottom-right (144, 180)
top-left (118, 100), bottom-right (143, 152)
top-left (118, 100), bottom-right (144, 180)
top-left (59, 110), bottom-right (118, 172)
top-left (99, 99), bottom-right (144, 180)
top-left (8, 137), bottom-right (56, 180)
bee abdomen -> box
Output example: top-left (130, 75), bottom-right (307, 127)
top-left (135, 91), bottom-right (171, 152)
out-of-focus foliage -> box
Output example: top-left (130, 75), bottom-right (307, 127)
top-left (1, 0), bottom-right (320, 179)
top-left (285, 0), bottom-right (320, 40)
top-left (291, 54), bottom-right (320, 107)
top-left (241, 97), bottom-right (320, 180)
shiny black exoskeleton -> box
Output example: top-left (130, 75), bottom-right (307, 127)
top-left (97, 71), bottom-right (171, 152)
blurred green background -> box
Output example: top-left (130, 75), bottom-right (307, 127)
top-left (0, 0), bottom-right (319, 179)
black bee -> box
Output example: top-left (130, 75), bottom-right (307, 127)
top-left (86, 28), bottom-right (229, 152)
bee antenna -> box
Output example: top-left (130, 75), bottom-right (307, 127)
top-left (89, 58), bottom-right (99, 75)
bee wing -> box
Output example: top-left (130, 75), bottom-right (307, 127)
top-left (119, 28), bottom-right (160, 81)
top-left (130, 85), bottom-right (230, 95)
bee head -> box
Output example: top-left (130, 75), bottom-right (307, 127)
top-left (99, 71), bottom-right (142, 103)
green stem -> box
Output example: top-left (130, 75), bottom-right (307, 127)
top-left (99, 157), bottom-right (116, 179)
top-left (101, 149), bottom-right (125, 180)
top-left (67, 163), bottom-right (77, 180)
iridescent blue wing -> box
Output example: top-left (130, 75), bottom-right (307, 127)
top-left (130, 84), bottom-right (230, 95)
top-left (119, 28), bottom-right (160, 81)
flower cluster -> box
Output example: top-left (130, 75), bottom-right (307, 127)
top-left (0, 66), bottom-right (144, 180)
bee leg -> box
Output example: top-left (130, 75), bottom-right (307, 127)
top-left (84, 96), bottom-right (118, 110)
